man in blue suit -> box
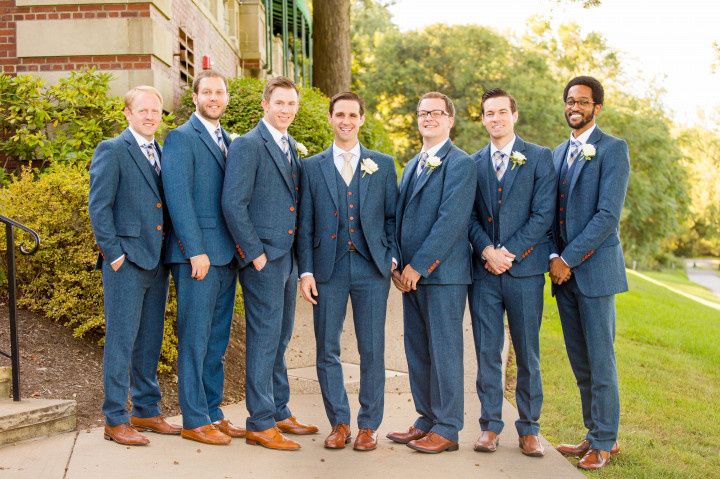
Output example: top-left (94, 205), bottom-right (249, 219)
top-left (297, 92), bottom-right (399, 451)
top-left (222, 76), bottom-right (318, 451)
top-left (89, 86), bottom-right (180, 445)
top-left (468, 89), bottom-right (556, 457)
top-left (386, 92), bottom-right (475, 454)
top-left (162, 70), bottom-right (244, 445)
top-left (550, 76), bottom-right (630, 471)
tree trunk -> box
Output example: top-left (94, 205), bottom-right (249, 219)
top-left (312, 0), bottom-right (351, 97)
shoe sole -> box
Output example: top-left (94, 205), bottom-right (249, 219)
top-left (386, 435), bottom-right (425, 444)
top-left (246, 439), bottom-right (301, 450)
top-left (103, 433), bottom-right (149, 446)
top-left (324, 436), bottom-right (352, 449)
top-left (132, 426), bottom-right (181, 435)
top-left (407, 443), bottom-right (459, 454)
top-left (557, 447), bottom-right (620, 458)
top-left (474, 440), bottom-right (499, 453)
top-left (180, 434), bottom-right (231, 445)
top-left (277, 428), bottom-right (319, 435)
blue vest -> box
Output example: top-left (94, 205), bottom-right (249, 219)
top-left (335, 167), bottom-right (370, 261)
top-left (490, 159), bottom-right (506, 246)
top-left (557, 157), bottom-right (578, 244)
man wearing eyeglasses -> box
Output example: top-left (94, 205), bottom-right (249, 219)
top-left (386, 92), bottom-right (475, 454)
top-left (550, 76), bottom-right (630, 471)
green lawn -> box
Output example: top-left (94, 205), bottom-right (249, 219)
top-left (641, 269), bottom-right (720, 306)
top-left (538, 273), bottom-right (720, 478)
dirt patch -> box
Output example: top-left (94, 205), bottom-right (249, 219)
top-left (0, 303), bottom-right (246, 429)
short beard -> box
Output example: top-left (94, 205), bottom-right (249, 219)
top-left (565, 110), bottom-right (595, 130)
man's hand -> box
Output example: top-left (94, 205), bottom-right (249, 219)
top-left (252, 253), bottom-right (268, 272)
top-left (111, 255), bottom-right (125, 272)
top-left (190, 254), bottom-right (211, 280)
top-left (391, 270), bottom-right (411, 293)
top-left (400, 264), bottom-right (422, 291)
top-left (483, 246), bottom-right (514, 275)
top-left (300, 275), bottom-right (319, 305)
top-left (549, 257), bottom-right (572, 285)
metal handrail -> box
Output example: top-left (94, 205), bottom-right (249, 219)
top-left (1, 215), bottom-right (41, 401)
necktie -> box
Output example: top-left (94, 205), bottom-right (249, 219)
top-left (492, 150), bottom-right (506, 180)
top-left (144, 143), bottom-right (160, 174)
top-left (567, 139), bottom-right (581, 167)
top-left (340, 151), bottom-right (354, 186)
top-left (215, 127), bottom-right (227, 156)
top-left (416, 151), bottom-right (429, 176)
top-left (281, 136), bottom-right (292, 163)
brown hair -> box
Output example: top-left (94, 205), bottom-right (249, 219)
top-left (263, 76), bottom-right (299, 101)
top-left (192, 69), bottom-right (228, 94)
top-left (124, 85), bottom-right (163, 109)
top-left (329, 91), bottom-right (365, 116)
top-left (481, 88), bottom-right (518, 114)
top-left (417, 91), bottom-right (455, 117)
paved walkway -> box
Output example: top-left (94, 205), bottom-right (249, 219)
top-left (685, 258), bottom-right (720, 298)
top-left (0, 289), bottom-right (581, 478)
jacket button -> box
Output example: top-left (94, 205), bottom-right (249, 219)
top-left (289, 206), bottom-right (295, 212)
top-left (333, 211), bottom-right (338, 216)
top-left (156, 202), bottom-right (162, 208)
top-left (487, 217), bottom-right (493, 223)
top-left (560, 194), bottom-right (565, 199)
top-left (330, 234), bottom-right (336, 239)
top-left (348, 191), bottom-right (353, 196)
top-left (156, 225), bottom-right (162, 231)
top-left (559, 207), bottom-right (564, 212)
top-left (559, 220), bottom-right (564, 225)
top-left (288, 229), bottom-right (293, 235)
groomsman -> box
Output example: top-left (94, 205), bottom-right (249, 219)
top-left (89, 86), bottom-right (180, 445)
top-left (468, 89), bottom-right (556, 456)
top-left (297, 92), bottom-right (398, 451)
top-left (223, 76), bottom-right (318, 451)
top-left (163, 70), bottom-right (244, 445)
top-left (550, 76), bottom-right (630, 471)
top-left (387, 92), bottom-right (475, 454)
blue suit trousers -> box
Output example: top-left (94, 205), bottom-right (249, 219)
top-left (102, 260), bottom-right (168, 426)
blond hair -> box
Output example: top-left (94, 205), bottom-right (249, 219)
top-left (124, 85), bottom-right (163, 110)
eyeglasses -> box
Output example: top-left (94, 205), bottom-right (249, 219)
top-left (564, 98), bottom-right (595, 108)
top-left (417, 110), bottom-right (449, 119)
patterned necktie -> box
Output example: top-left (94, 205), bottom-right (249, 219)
top-left (215, 127), bottom-right (227, 156)
top-left (340, 151), bottom-right (354, 186)
top-left (280, 136), bottom-right (292, 163)
top-left (144, 143), bottom-right (160, 174)
top-left (567, 139), bottom-right (581, 167)
top-left (492, 150), bottom-right (506, 180)
top-left (416, 151), bottom-right (429, 177)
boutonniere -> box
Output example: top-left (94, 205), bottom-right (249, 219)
top-left (582, 144), bottom-right (596, 160)
top-left (426, 155), bottom-right (442, 174)
top-left (295, 142), bottom-right (308, 157)
top-left (510, 151), bottom-right (526, 170)
top-left (360, 157), bottom-right (379, 177)
top-left (229, 133), bottom-right (240, 141)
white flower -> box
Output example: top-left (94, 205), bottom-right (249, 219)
top-left (426, 155), bottom-right (442, 174)
top-left (360, 158), bottom-right (379, 177)
top-left (229, 133), bottom-right (240, 141)
top-left (582, 143), bottom-right (596, 160)
top-left (296, 142), bottom-right (308, 156)
top-left (510, 151), bottom-right (527, 170)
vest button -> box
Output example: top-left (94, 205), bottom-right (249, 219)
top-left (559, 207), bottom-right (564, 212)
top-left (348, 191), bottom-right (353, 196)
top-left (155, 202), bottom-right (162, 208)
top-left (289, 206), bottom-right (295, 212)
top-left (156, 225), bottom-right (162, 231)
top-left (350, 228), bottom-right (356, 233)
top-left (559, 220), bottom-right (564, 225)
top-left (349, 204), bottom-right (354, 209)
top-left (487, 217), bottom-right (493, 223)
top-left (330, 234), bottom-right (336, 239)
top-left (288, 229), bottom-right (293, 235)
top-left (349, 216), bottom-right (354, 221)
top-left (498, 187), bottom-right (502, 192)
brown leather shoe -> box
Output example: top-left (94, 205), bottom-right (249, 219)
top-left (181, 424), bottom-right (231, 445)
top-left (213, 418), bottom-right (246, 438)
top-left (473, 430), bottom-right (499, 452)
top-left (276, 416), bottom-right (319, 435)
top-left (519, 435), bottom-right (545, 457)
top-left (578, 449), bottom-right (612, 470)
top-left (353, 428), bottom-right (378, 451)
top-left (407, 432), bottom-right (459, 454)
top-left (556, 439), bottom-right (620, 457)
top-left (104, 423), bottom-right (149, 446)
top-left (386, 426), bottom-right (428, 444)
top-left (130, 415), bottom-right (181, 435)
top-left (324, 423), bottom-right (351, 449)
top-left (246, 426), bottom-right (301, 450)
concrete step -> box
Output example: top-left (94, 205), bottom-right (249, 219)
top-left (0, 367), bottom-right (11, 399)
top-left (0, 398), bottom-right (77, 446)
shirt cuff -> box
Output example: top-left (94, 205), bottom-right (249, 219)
top-left (549, 253), bottom-right (569, 266)
top-left (110, 254), bottom-right (124, 265)
top-left (300, 272), bottom-right (313, 278)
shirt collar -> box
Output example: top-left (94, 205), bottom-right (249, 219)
top-left (332, 142), bottom-right (361, 170)
top-left (127, 126), bottom-right (154, 148)
top-left (193, 112), bottom-right (222, 139)
top-left (262, 118), bottom-right (287, 147)
top-left (570, 124), bottom-right (596, 146)
top-left (490, 135), bottom-right (516, 158)
top-left (422, 138), bottom-right (449, 158)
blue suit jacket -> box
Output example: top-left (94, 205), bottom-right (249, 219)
top-left (297, 145), bottom-right (399, 282)
top-left (222, 120), bottom-right (301, 267)
top-left (89, 128), bottom-right (167, 270)
top-left (551, 127), bottom-right (630, 297)
top-left (396, 140), bottom-right (476, 285)
top-left (161, 114), bottom-right (235, 266)
top-left (468, 136), bottom-right (557, 279)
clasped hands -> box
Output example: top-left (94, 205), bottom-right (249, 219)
top-left (392, 263), bottom-right (420, 293)
top-left (483, 246), bottom-right (515, 275)
top-left (549, 257), bottom-right (572, 285)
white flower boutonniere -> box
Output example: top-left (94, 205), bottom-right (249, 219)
top-left (510, 151), bottom-right (527, 170)
top-left (360, 158), bottom-right (379, 177)
top-left (426, 155), bottom-right (442, 174)
top-left (296, 142), bottom-right (308, 157)
top-left (229, 132), bottom-right (240, 141)
top-left (582, 144), bottom-right (596, 160)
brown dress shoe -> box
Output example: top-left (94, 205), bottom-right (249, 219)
top-left (213, 418), bottom-right (246, 438)
top-left (556, 439), bottom-right (620, 457)
top-left (386, 426), bottom-right (428, 444)
top-left (518, 435), bottom-right (545, 457)
top-left (353, 428), bottom-right (378, 451)
top-left (407, 432), bottom-right (459, 454)
top-left (578, 449), bottom-right (612, 470)
top-left (324, 423), bottom-right (351, 449)
top-left (473, 430), bottom-right (499, 452)
top-left (276, 416), bottom-right (319, 435)
top-left (181, 424), bottom-right (231, 445)
top-left (246, 426), bottom-right (301, 450)
top-left (104, 423), bottom-right (149, 446)
top-left (130, 415), bottom-right (181, 435)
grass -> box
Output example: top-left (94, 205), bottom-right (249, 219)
top-left (640, 268), bottom-right (720, 306)
top-left (534, 272), bottom-right (720, 478)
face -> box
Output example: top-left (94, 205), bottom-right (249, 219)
top-left (417, 97), bottom-right (454, 142)
top-left (193, 76), bottom-right (229, 122)
top-left (564, 84), bottom-right (602, 132)
top-left (262, 87), bottom-right (299, 132)
top-left (328, 99), bottom-right (364, 145)
top-left (124, 91), bottom-right (162, 141)
top-left (481, 96), bottom-right (517, 142)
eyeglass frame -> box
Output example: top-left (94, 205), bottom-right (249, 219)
top-left (417, 109), bottom-right (451, 119)
top-left (564, 98), bottom-right (596, 108)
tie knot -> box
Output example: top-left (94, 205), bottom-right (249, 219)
top-left (492, 150), bottom-right (505, 162)
top-left (342, 151), bottom-right (353, 163)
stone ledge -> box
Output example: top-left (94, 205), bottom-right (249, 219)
top-left (0, 398), bottom-right (77, 446)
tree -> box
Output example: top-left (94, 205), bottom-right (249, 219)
top-left (312, 0), bottom-right (352, 97)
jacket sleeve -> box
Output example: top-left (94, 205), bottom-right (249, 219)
top-left (384, 157), bottom-right (400, 265)
top-left (88, 140), bottom-right (124, 263)
top-left (467, 160), bottom-right (493, 258)
top-left (296, 161), bottom-right (315, 275)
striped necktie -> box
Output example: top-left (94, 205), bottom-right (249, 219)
top-left (492, 150), bottom-right (506, 180)
top-left (416, 151), bottom-right (429, 176)
top-left (144, 143), bottom-right (160, 174)
top-left (215, 127), bottom-right (226, 156)
top-left (281, 136), bottom-right (292, 163)
top-left (567, 139), bottom-right (581, 167)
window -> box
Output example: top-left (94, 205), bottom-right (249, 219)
top-left (178, 28), bottom-right (195, 85)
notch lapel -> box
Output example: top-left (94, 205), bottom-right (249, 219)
top-left (358, 145), bottom-right (372, 214)
top-left (190, 114), bottom-right (226, 171)
top-left (319, 147), bottom-right (339, 210)
top-left (122, 129), bottom-right (160, 199)
top-left (500, 137), bottom-right (525, 204)
top-left (569, 127), bottom-right (603, 198)
top-left (477, 146), bottom-right (493, 212)
top-left (408, 139), bottom-right (452, 204)
top-left (258, 122), bottom-right (295, 196)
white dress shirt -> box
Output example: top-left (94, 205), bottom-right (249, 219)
top-left (333, 142), bottom-right (361, 174)
top-left (490, 135), bottom-right (516, 180)
top-left (262, 118), bottom-right (288, 151)
top-left (415, 138), bottom-right (449, 176)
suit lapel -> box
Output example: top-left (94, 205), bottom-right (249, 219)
top-left (258, 121), bottom-right (294, 196)
top-left (399, 153), bottom-right (420, 197)
top-left (122, 129), bottom-right (160, 199)
top-left (569, 127), bottom-right (603, 198)
top-left (500, 136), bottom-right (524, 204)
top-left (190, 114), bottom-right (226, 171)
top-left (319, 147), bottom-right (339, 210)
top-left (408, 139), bottom-right (452, 204)
top-left (554, 140), bottom-right (569, 175)
top-left (358, 145), bottom-right (372, 214)
top-left (478, 146), bottom-right (493, 212)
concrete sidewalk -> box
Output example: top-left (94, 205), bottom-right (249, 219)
top-left (0, 289), bottom-right (581, 479)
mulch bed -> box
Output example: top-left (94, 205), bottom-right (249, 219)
top-left (0, 302), bottom-right (246, 429)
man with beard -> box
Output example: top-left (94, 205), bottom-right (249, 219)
top-left (549, 76), bottom-right (630, 471)
top-left (163, 70), bottom-right (244, 445)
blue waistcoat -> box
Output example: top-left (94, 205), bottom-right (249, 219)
top-left (334, 167), bottom-right (370, 261)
